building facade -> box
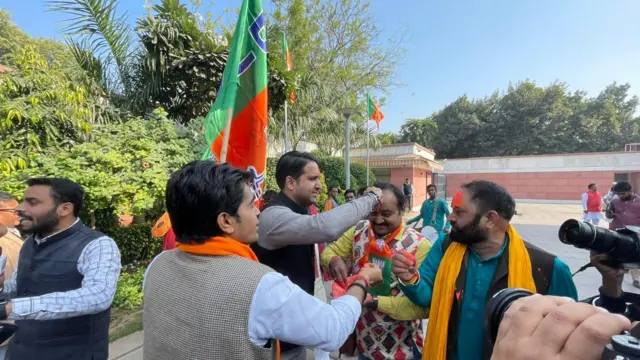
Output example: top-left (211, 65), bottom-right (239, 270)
top-left (442, 151), bottom-right (640, 202)
top-left (350, 143), bottom-right (443, 209)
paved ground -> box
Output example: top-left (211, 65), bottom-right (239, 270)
top-left (109, 203), bottom-right (635, 360)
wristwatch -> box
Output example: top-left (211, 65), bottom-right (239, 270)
top-left (365, 296), bottom-right (379, 311)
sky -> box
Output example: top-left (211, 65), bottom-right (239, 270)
top-left (3, 0), bottom-right (640, 132)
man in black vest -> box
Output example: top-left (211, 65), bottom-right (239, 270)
top-left (0, 178), bottom-right (121, 360)
top-left (253, 151), bottom-right (382, 360)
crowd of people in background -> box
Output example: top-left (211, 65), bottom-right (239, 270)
top-left (0, 152), bottom-right (638, 360)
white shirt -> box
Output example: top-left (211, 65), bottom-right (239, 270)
top-left (144, 253), bottom-right (361, 353)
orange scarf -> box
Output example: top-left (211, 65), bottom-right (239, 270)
top-left (177, 236), bottom-right (259, 262)
top-left (357, 222), bottom-right (404, 267)
top-left (177, 237), bottom-right (279, 359)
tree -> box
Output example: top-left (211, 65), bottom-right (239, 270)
top-left (0, 45), bottom-right (124, 174)
top-left (267, 0), bottom-right (403, 154)
top-left (1, 112), bottom-right (198, 222)
top-left (49, 0), bottom-right (137, 107)
top-left (51, 0), bottom-right (290, 122)
top-left (392, 80), bottom-right (640, 159)
top-left (378, 132), bottom-right (402, 145)
top-left (271, 0), bottom-right (405, 96)
top-left (399, 118), bottom-right (438, 148)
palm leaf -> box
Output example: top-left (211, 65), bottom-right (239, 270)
top-left (47, 0), bottom-right (135, 96)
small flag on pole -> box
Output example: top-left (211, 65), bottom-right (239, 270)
top-left (367, 93), bottom-right (384, 130)
top-left (283, 31), bottom-right (295, 104)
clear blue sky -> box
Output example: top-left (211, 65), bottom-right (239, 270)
top-left (3, 0), bottom-right (640, 132)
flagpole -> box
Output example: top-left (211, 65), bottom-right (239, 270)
top-left (220, 107), bottom-right (234, 163)
top-left (366, 121), bottom-right (370, 186)
top-left (284, 100), bottom-right (290, 152)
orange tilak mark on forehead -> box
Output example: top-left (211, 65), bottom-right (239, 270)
top-left (451, 191), bottom-right (464, 208)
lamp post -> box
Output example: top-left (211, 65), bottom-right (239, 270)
top-left (340, 107), bottom-right (357, 190)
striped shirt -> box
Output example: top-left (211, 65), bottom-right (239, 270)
top-left (2, 220), bottom-right (121, 320)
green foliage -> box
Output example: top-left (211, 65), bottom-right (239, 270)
top-left (0, 46), bottom-right (93, 174)
top-left (112, 267), bottom-right (145, 310)
top-left (319, 157), bottom-right (375, 191)
top-left (391, 81), bottom-right (640, 158)
top-left (264, 157), bottom-right (279, 191)
top-left (1, 116), bottom-right (197, 217)
top-left (107, 223), bottom-right (162, 265)
top-left (267, 0), bottom-right (401, 155)
top-left (0, 10), bottom-right (79, 72)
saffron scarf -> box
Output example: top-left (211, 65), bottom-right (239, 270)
top-left (423, 224), bottom-right (537, 360)
top-left (178, 237), bottom-right (280, 359)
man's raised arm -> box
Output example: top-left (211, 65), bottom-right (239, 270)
top-left (258, 192), bottom-right (380, 250)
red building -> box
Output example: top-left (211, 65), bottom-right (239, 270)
top-left (443, 150), bottom-right (640, 202)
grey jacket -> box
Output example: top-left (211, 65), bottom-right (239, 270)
top-left (257, 193), bottom-right (378, 250)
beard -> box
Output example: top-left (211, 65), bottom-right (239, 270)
top-left (449, 213), bottom-right (489, 245)
top-left (17, 208), bottom-right (60, 236)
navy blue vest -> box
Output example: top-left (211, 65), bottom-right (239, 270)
top-left (7, 221), bottom-right (111, 360)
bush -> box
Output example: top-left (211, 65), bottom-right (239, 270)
top-left (112, 267), bottom-right (145, 310)
top-left (318, 157), bottom-right (375, 191)
top-left (264, 157), bottom-right (279, 191)
top-left (105, 223), bottom-right (162, 265)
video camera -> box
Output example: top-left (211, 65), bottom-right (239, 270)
top-left (558, 219), bottom-right (640, 267)
top-left (484, 220), bottom-right (640, 359)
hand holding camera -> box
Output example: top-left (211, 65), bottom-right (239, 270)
top-left (490, 294), bottom-right (631, 360)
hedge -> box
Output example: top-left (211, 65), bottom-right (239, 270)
top-left (318, 157), bottom-right (376, 191)
top-left (105, 223), bottom-right (162, 265)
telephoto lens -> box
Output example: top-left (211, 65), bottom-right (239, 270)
top-left (485, 288), bottom-right (533, 346)
top-left (558, 219), bottom-right (640, 264)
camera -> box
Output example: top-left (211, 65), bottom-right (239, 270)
top-left (486, 288), bottom-right (640, 359)
top-left (558, 220), bottom-right (640, 266)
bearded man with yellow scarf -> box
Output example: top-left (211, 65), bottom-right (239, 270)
top-left (392, 180), bottom-right (578, 360)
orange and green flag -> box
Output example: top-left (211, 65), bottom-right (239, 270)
top-left (367, 93), bottom-right (384, 129)
top-left (202, 0), bottom-right (268, 197)
top-left (153, 0), bottom-right (268, 237)
top-left (282, 31), bottom-right (295, 103)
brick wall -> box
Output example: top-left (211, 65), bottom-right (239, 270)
top-left (445, 171), bottom-right (616, 201)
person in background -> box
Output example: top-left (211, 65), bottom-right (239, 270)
top-left (403, 178), bottom-right (414, 210)
top-left (602, 182), bottom-right (618, 209)
top-left (392, 180), bottom-right (577, 360)
top-left (143, 161), bottom-right (383, 360)
top-left (261, 189), bottom-right (279, 211)
top-left (344, 189), bottom-right (356, 203)
top-left (407, 184), bottom-right (450, 243)
top-left (0, 192), bottom-right (23, 280)
top-left (252, 151), bottom-right (383, 360)
top-left (357, 186), bottom-right (367, 198)
top-left (322, 182), bottom-right (430, 360)
top-left (162, 228), bottom-right (176, 251)
top-left (581, 183), bottom-right (604, 226)
top-left (324, 186), bottom-right (340, 212)
top-left (606, 181), bottom-right (640, 288)
top-left (1, 178), bottom-right (121, 360)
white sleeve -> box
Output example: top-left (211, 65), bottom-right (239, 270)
top-left (248, 272), bottom-right (361, 352)
top-left (581, 193), bottom-right (588, 210)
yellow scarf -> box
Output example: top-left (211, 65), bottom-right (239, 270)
top-left (423, 224), bottom-right (536, 360)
